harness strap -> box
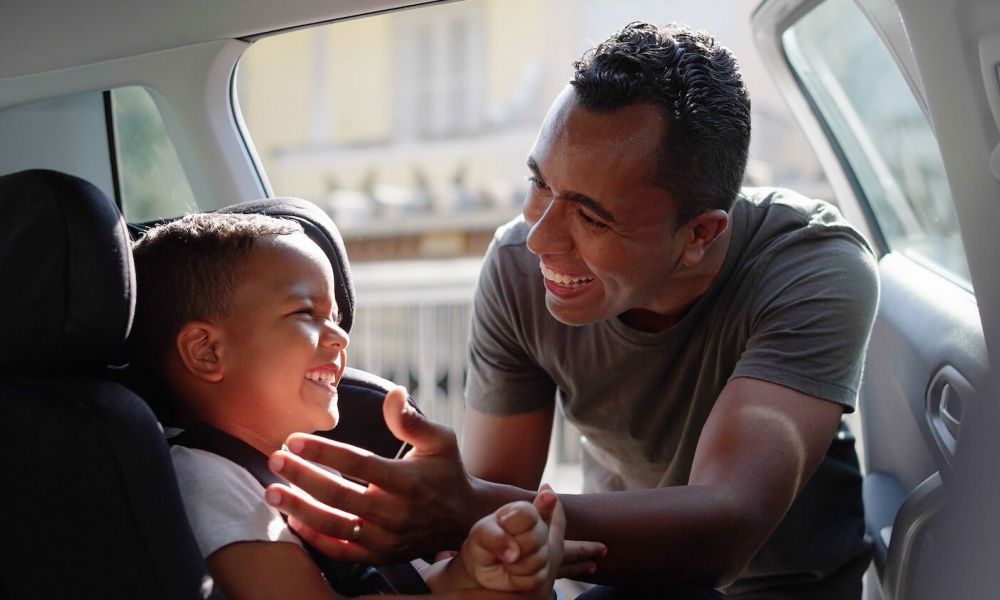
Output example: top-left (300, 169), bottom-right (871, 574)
top-left (170, 424), bottom-right (429, 596)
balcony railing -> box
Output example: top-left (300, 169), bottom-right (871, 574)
top-left (349, 257), bottom-right (583, 492)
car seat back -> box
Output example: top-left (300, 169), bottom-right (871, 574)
top-left (0, 169), bottom-right (215, 599)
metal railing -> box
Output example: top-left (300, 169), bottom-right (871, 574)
top-left (348, 258), bottom-right (582, 490)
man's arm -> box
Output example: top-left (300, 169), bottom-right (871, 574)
top-left (461, 404), bottom-right (555, 490)
top-left (557, 376), bottom-right (843, 586)
top-left (265, 378), bottom-right (841, 587)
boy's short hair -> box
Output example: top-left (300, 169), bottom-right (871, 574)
top-left (129, 212), bottom-right (302, 386)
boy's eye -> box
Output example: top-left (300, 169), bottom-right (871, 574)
top-left (578, 209), bottom-right (608, 229)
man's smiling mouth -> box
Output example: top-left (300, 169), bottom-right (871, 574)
top-left (540, 262), bottom-right (594, 287)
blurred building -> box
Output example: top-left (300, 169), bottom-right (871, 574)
top-left (236, 0), bottom-right (829, 263)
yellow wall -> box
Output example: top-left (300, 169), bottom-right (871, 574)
top-left (325, 18), bottom-right (393, 143)
top-left (485, 0), bottom-right (544, 109)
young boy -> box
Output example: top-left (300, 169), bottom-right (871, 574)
top-left (128, 212), bottom-right (569, 598)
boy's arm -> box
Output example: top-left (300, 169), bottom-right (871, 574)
top-left (207, 540), bottom-right (550, 600)
top-left (206, 541), bottom-right (339, 599)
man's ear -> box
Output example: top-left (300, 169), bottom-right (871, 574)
top-left (680, 209), bottom-right (730, 267)
top-left (175, 321), bottom-right (225, 383)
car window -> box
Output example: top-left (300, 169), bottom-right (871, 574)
top-left (109, 86), bottom-right (196, 221)
top-left (781, 0), bottom-right (972, 290)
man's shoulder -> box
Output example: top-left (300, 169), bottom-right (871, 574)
top-left (737, 187), bottom-right (874, 255)
top-left (483, 215), bottom-right (539, 279)
top-left (492, 215), bottom-right (531, 248)
top-left (739, 187), bottom-right (865, 233)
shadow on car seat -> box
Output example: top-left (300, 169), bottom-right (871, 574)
top-left (0, 169), bottom-right (217, 599)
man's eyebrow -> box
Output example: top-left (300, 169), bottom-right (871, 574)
top-left (526, 156), bottom-right (538, 174)
top-left (561, 191), bottom-right (617, 223)
top-left (527, 157), bottom-right (617, 224)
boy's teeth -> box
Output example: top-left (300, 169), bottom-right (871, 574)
top-left (305, 370), bottom-right (337, 383)
top-left (540, 264), bottom-right (593, 286)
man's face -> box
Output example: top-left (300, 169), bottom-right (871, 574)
top-left (217, 232), bottom-right (349, 444)
top-left (524, 88), bottom-right (689, 327)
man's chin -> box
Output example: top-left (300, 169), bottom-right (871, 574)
top-left (544, 296), bottom-right (607, 327)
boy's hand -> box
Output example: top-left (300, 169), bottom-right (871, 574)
top-left (456, 484), bottom-right (566, 597)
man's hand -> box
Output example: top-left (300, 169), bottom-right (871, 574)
top-left (264, 386), bottom-right (477, 563)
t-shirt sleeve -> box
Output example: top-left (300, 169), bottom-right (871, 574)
top-left (465, 235), bottom-right (557, 414)
top-left (170, 446), bottom-right (303, 558)
top-left (731, 234), bottom-right (879, 410)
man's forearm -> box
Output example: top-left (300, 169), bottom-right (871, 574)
top-left (560, 486), bottom-right (764, 587)
top-left (468, 482), bottom-right (764, 588)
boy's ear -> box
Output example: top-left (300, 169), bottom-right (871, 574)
top-left (175, 321), bottom-right (225, 383)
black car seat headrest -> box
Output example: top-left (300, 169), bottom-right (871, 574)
top-left (129, 196), bottom-right (357, 334)
top-left (0, 169), bottom-right (134, 372)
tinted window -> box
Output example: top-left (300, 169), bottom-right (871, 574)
top-left (783, 0), bottom-right (972, 288)
top-left (110, 86), bottom-right (196, 221)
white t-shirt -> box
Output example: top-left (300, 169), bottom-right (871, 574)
top-left (169, 441), bottom-right (303, 558)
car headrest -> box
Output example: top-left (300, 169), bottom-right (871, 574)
top-left (129, 197), bottom-right (357, 333)
top-left (0, 169), bottom-right (135, 373)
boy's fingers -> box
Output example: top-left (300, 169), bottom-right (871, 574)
top-left (498, 547), bottom-right (548, 576)
top-left (472, 513), bottom-right (521, 564)
top-left (497, 501), bottom-right (540, 536)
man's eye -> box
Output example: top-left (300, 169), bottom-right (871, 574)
top-left (578, 210), bottom-right (608, 229)
top-left (526, 176), bottom-right (549, 191)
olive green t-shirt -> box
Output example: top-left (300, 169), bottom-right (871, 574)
top-left (465, 187), bottom-right (879, 596)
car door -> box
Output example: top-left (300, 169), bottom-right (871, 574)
top-left (752, 0), bottom-right (1000, 598)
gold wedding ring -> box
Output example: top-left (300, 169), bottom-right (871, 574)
top-left (350, 521), bottom-right (363, 542)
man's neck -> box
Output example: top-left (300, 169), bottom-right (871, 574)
top-left (620, 224), bottom-right (735, 333)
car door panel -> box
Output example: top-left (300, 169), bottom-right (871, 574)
top-left (752, 1), bottom-right (995, 598)
top-left (862, 253), bottom-right (986, 597)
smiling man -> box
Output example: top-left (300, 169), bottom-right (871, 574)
top-left (267, 22), bottom-right (879, 600)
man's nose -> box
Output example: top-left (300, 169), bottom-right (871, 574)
top-left (525, 199), bottom-right (572, 256)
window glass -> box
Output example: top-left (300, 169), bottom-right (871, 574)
top-left (110, 86), bottom-right (196, 221)
top-left (783, 0), bottom-right (971, 288)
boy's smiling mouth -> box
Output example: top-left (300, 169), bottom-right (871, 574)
top-left (304, 366), bottom-right (340, 391)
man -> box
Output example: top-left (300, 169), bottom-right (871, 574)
top-left (265, 22), bottom-right (878, 599)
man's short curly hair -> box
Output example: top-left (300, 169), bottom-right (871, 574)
top-left (129, 212), bottom-right (302, 379)
top-left (571, 22), bottom-right (751, 223)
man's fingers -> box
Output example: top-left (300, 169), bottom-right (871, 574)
top-left (285, 515), bottom-right (371, 563)
top-left (382, 386), bottom-right (458, 456)
top-left (556, 560), bottom-right (597, 579)
top-left (280, 434), bottom-right (393, 488)
top-left (264, 483), bottom-right (366, 541)
top-left (562, 539), bottom-right (607, 565)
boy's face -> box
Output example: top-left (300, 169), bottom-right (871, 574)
top-left (215, 232), bottom-right (349, 446)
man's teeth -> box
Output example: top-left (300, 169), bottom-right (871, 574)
top-left (540, 264), bottom-right (594, 286)
top-left (305, 370), bottom-right (337, 384)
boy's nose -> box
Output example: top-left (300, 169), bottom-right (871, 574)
top-left (322, 322), bottom-right (349, 350)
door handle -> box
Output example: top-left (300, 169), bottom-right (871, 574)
top-left (938, 383), bottom-right (962, 440)
top-left (926, 365), bottom-right (974, 474)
